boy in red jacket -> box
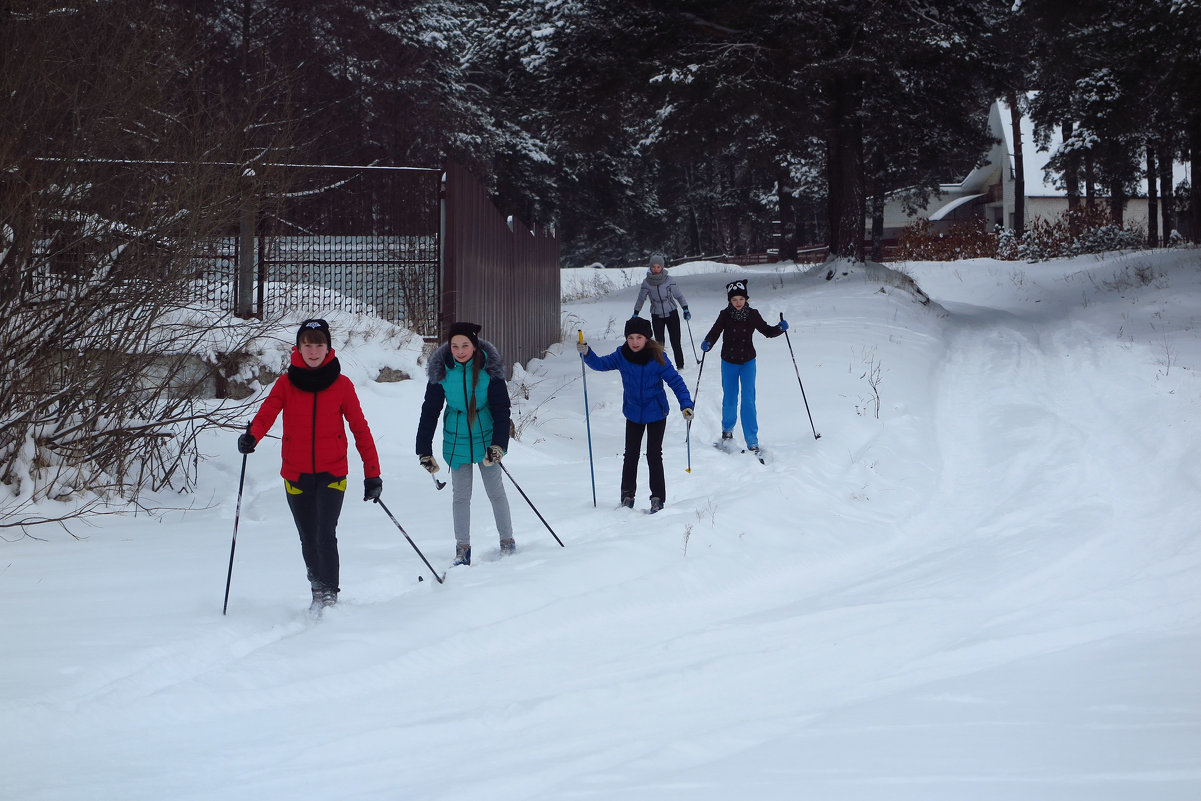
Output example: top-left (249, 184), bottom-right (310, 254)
top-left (238, 319), bottom-right (382, 612)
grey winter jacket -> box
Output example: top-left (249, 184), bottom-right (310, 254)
top-left (634, 272), bottom-right (688, 318)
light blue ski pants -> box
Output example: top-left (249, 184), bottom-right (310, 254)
top-left (720, 358), bottom-right (759, 447)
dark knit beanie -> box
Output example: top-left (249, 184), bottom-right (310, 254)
top-left (726, 280), bottom-right (748, 300)
top-left (448, 321), bottom-right (482, 348)
top-left (624, 316), bottom-right (653, 339)
top-left (296, 318), bottom-right (332, 347)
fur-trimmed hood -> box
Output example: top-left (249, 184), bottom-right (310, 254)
top-left (426, 338), bottom-right (505, 384)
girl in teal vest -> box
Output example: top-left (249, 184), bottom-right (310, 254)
top-left (416, 322), bottom-right (514, 566)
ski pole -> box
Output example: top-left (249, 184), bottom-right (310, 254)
top-left (685, 417), bottom-right (693, 473)
top-left (579, 330), bottom-right (597, 507)
top-left (684, 314), bottom-right (700, 363)
top-left (780, 313), bottom-right (820, 440)
top-left (222, 424), bottom-right (251, 615)
top-left (376, 499), bottom-right (446, 584)
top-left (692, 349), bottom-right (707, 408)
top-left (685, 351), bottom-right (706, 473)
top-left (499, 462), bottom-right (565, 547)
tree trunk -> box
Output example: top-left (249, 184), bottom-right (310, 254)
top-left (1157, 140), bottom-right (1174, 242)
top-left (1109, 171), bottom-right (1125, 226)
top-left (1063, 120), bottom-right (1081, 236)
top-left (825, 75), bottom-right (865, 261)
top-left (870, 191), bottom-right (885, 262)
top-left (1085, 151), bottom-right (1097, 210)
top-left (1007, 91), bottom-right (1025, 238)
top-left (775, 169), bottom-right (797, 261)
top-left (1191, 117), bottom-right (1201, 243)
top-left (1146, 142), bottom-right (1159, 248)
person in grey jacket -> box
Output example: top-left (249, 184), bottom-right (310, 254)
top-left (632, 252), bottom-right (690, 370)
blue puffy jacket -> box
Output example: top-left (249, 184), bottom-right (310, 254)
top-left (582, 344), bottom-right (693, 424)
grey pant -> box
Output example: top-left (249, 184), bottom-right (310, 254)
top-left (450, 462), bottom-right (513, 545)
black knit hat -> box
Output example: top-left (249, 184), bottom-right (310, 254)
top-left (448, 321), bottom-right (482, 348)
top-left (296, 318), bottom-right (332, 347)
top-left (624, 317), bottom-right (653, 339)
top-left (726, 280), bottom-right (748, 300)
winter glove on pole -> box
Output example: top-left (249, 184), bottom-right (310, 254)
top-left (700, 341), bottom-right (711, 352)
top-left (681, 407), bottom-right (694, 421)
top-left (682, 306), bottom-right (691, 321)
top-left (237, 431), bottom-right (256, 454)
top-left (778, 319), bottom-right (789, 332)
top-left (482, 445), bottom-right (505, 466)
top-left (363, 477), bottom-right (382, 502)
top-left (576, 340), bottom-right (590, 354)
top-left (419, 454), bottom-right (440, 474)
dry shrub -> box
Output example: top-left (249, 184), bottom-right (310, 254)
top-left (896, 205), bottom-right (1146, 263)
top-left (895, 219), bottom-right (998, 260)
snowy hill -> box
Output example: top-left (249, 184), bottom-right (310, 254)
top-left (4, 250), bottom-right (1201, 800)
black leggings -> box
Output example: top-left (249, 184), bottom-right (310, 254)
top-left (652, 309), bottom-right (685, 368)
top-left (622, 418), bottom-right (667, 501)
top-left (285, 472), bottom-right (346, 592)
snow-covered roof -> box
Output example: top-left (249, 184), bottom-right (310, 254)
top-left (929, 192), bottom-right (987, 220)
top-left (998, 96), bottom-right (1065, 198)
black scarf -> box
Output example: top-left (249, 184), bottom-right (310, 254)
top-left (288, 357), bottom-right (341, 393)
top-left (621, 343), bottom-right (653, 365)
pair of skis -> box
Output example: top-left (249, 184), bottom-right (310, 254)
top-left (714, 438), bottom-right (766, 464)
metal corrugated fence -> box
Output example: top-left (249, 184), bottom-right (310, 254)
top-left (441, 162), bottom-right (560, 376)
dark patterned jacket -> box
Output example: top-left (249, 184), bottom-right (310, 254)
top-left (702, 305), bottom-right (783, 365)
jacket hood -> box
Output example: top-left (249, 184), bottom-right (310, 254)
top-left (426, 338), bottom-right (505, 384)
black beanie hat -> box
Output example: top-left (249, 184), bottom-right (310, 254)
top-left (726, 280), bottom-right (748, 300)
top-left (624, 316), bottom-right (653, 339)
top-left (296, 318), bottom-right (332, 347)
top-left (448, 321), bottom-right (482, 348)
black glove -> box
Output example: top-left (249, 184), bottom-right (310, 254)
top-left (237, 432), bottom-right (256, 454)
top-left (363, 476), bottom-right (382, 502)
top-left (482, 445), bottom-right (505, 466)
top-left (419, 454), bottom-right (440, 474)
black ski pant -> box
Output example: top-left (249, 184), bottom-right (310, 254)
top-left (621, 417), bottom-right (667, 502)
top-left (652, 309), bottom-right (686, 368)
top-left (285, 472), bottom-right (346, 593)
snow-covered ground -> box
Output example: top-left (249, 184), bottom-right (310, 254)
top-left (4, 250), bottom-right (1201, 800)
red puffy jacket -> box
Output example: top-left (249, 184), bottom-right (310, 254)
top-left (250, 348), bottom-right (381, 482)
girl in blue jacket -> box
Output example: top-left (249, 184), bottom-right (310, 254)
top-left (578, 317), bottom-right (694, 513)
top-left (416, 322), bottom-right (514, 565)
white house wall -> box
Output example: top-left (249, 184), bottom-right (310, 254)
top-left (874, 95), bottom-right (1191, 241)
